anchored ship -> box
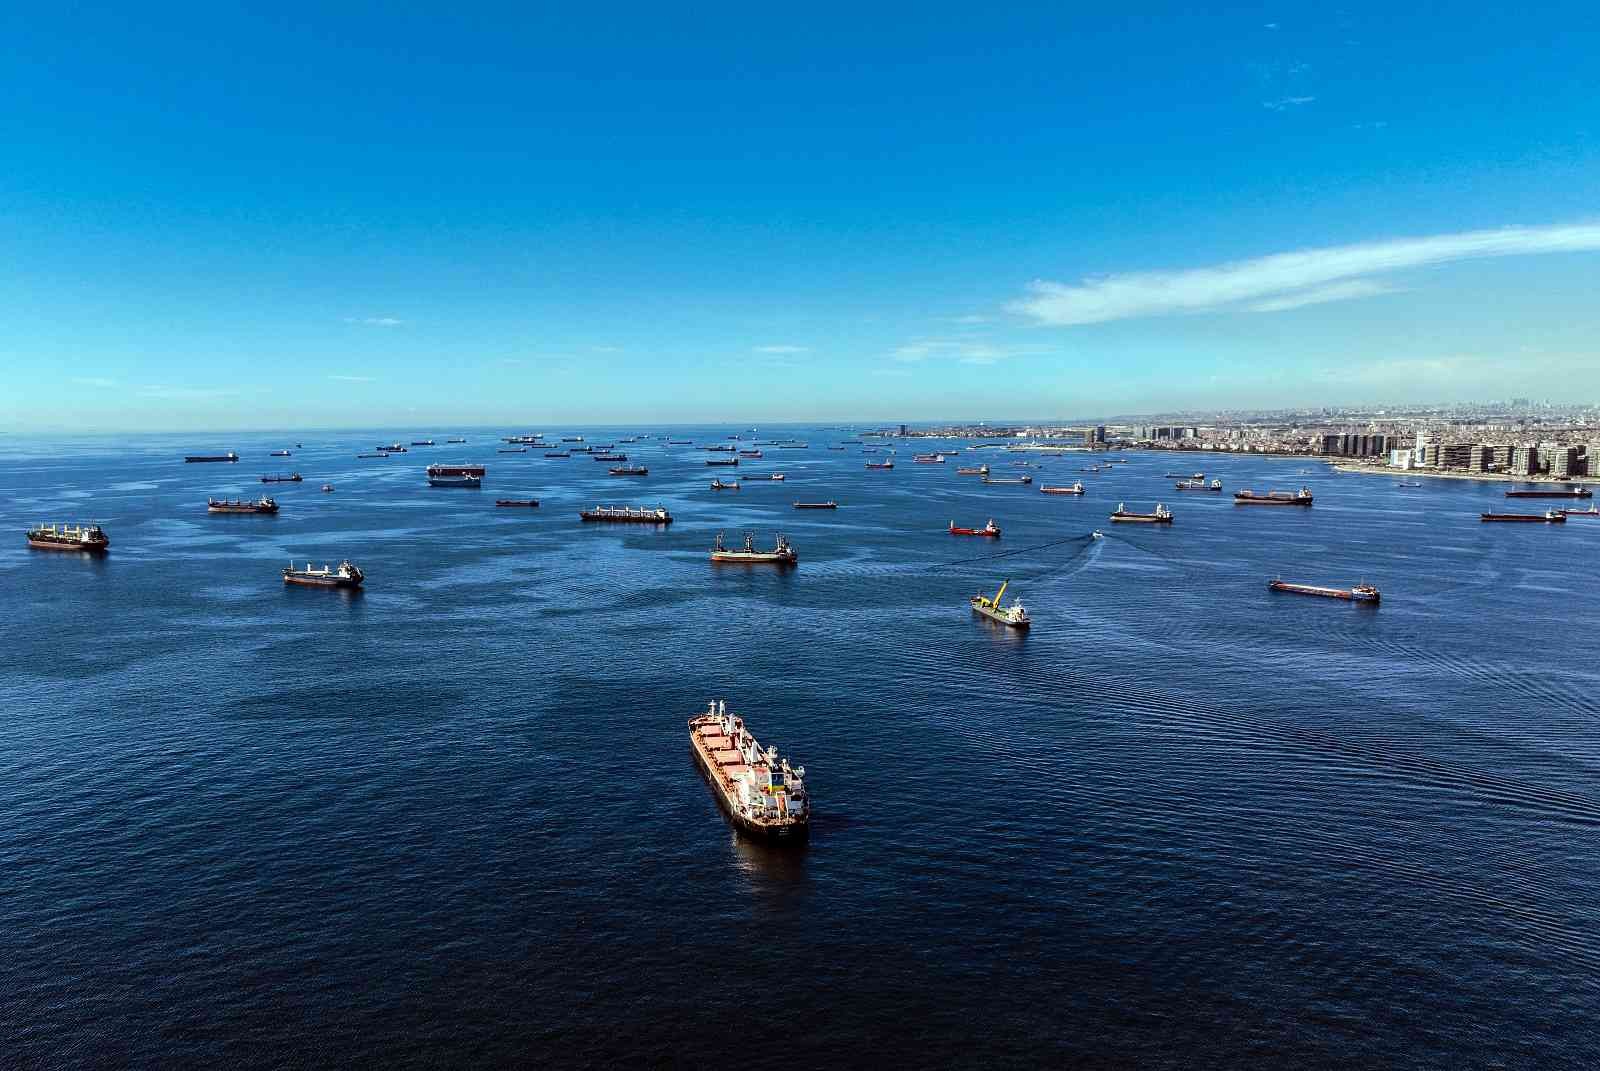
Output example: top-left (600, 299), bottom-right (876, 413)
top-left (412, 439), bottom-right (434, 446)
top-left (1040, 482), bottom-right (1085, 495)
top-left (970, 579), bottom-right (1029, 629)
top-left (739, 450), bottom-right (764, 458)
top-left (544, 451), bottom-right (571, 458)
top-left (282, 560), bottom-right (364, 588)
top-left (981, 475), bottom-right (1032, 485)
top-left (1561, 505), bottom-right (1600, 517)
top-left (1505, 486), bottom-right (1592, 499)
top-left (495, 499), bottom-right (540, 507)
top-left (745, 473), bottom-right (785, 481)
top-left (184, 452), bottom-right (238, 463)
top-left (1234, 487), bottom-right (1313, 506)
top-left (269, 450), bottom-right (292, 457)
top-left (579, 505), bottom-right (672, 524)
top-left (913, 453), bottom-right (944, 463)
top-left (261, 473), bottom-right (303, 483)
top-left (956, 464), bottom-right (990, 476)
top-left (710, 531), bottom-right (797, 565)
top-left (609, 465), bottom-right (648, 476)
top-left (427, 464), bottom-right (486, 487)
top-left (208, 496), bottom-right (278, 514)
top-left (710, 478), bottom-right (740, 490)
top-left (688, 700), bottom-right (809, 840)
top-left (792, 501), bottom-right (838, 509)
top-left (1268, 579), bottom-right (1380, 603)
top-left (865, 460), bottom-right (894, 470)
top-left (706, 457), bottom-right (739, 467)
top-left (949, 519), bottom-right (1001, 537)
top-left (1110, 502), bottom-right (1173, 523)
top-left (593, 453), bottom-right (628, 462)
top-left (26, 523), bottom-right (109, 552)
top-left (1481, 510), bottom-right (1565, 523)
top-left (1176, 478), bottom-right (1223, 491)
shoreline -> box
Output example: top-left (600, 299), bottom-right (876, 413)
top-left (1327, 462), bottom-right (1588, 486)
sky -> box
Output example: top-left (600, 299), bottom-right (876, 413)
top-left (2, 3), bottom-right (1598, 431)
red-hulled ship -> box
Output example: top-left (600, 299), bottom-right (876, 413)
top-left (1268, 579), bottom-right (1380, 603)
top-left (688, 699), bottom-right (809, 840)
top-left (949, 519), bottom-right (1001, 537)
top-left (26, 523), bottom-right (109, 552)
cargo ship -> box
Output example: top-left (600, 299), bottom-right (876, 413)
top-left (496, 499), bottom-right (540, 507)
top-left (687, 699), bottom-right (809, 840)
top-left (545, 451), bottom-right (571, 458)
top-left (970, 579), bottom-right (1029, 629)
top-left (593, 453), bottom-right (628, 462)
top-left (497, 447), bottom-right (528, 454)
top-left (913, 453), bottom-right (944, 463)
top-left (357, 452), bottom-right (389, 458)
top-left (561, 436), bottom-right (585, 442)
top-left (667, 439), bottom-right (693, 445)
top-left (1040, 482), bottom-right (1085, 495)
top-left (981, 475), bottom-right (1032, 485)
top-left (184, 452), bottom-right (238, 463)
top-left (427, 464), bottom-right (485, 487)
top-left (208, 496), bottom-right (278, 514)
top-left (710, 478), bottom-right (740, 490)
top-left (1110, 502), bottom-right (1173, 523)
top-left (706, 457), bottom-right (739, 467)
top-left (261, 472), bottom-right (303, 483)
top-left (1177, 478), bottom-right (1223, 491)
top-left (579, 505), bottom-right (672, 524)
top-left (609, 465), bottom-right (648, 476)
top-left (377, 443), bottom-right (407, 453)
top-left (744, 473), bottom-right (785, 481)
top-left (739, 450), bottom-right (764, 459)
top-left (950, 519), bottom-right (1001, 537)
top-left (26, 523), bottom-right (109, 552)
top-left (1268, 579), bottom-right (1380, 603)
top-left (1505, 487), bottom-right (1591, 499)
top-left (956, 465), bottom-right (989, 476)
top-left (1561, 505), bottom-right (1600, 517)
top-left (866, 460), bottom-right (894, 470)
top-left (1481, 510), bottom-right (1565, 523)
top-left (447, 437), bottom-right (467, 443)
top-left (711, 531), bottom-right (797, 565)
top-left (283, 559), bottom-right (364, 588)
top-left (412, 440), bottom-right (434, 446)
top-left (1234, 486), bottom-right (1313, 505)
top-left (269, 450), bottom-right (292, 457)
top-left (793, 501), bottom-right (837, 509)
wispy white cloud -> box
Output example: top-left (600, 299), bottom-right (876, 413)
top-left (1009, 221), bottom-right (1600, 326)
top-left (72, 376), bottom-right (118, 388)
top-left (753, 345), bottom-right (810, 354)
top-left (136, 384), bottom-right (242, 400)
top-left (891, 339), bottom-right (1052, 366)
top-left (327, 374), bottom-right (375, 382)
top-left (344, 316), bottom-right (404, 326)
top-left (1263, 95), bottom-right (1316, 110)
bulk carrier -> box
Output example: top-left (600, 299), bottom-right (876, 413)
top-left (1234, 487), bottom-right (1313, 506)
top-left (688, 700), bottom-right (809, 840)
top-left (580, 505), bottom-right (672, 524)
top-left (282, 560), bottom-right (364, 588)
top-left (1268, 579), bottom-right (1380, 603)
top-left (1505, 486), bottom-right (1591, 499)
top-left (26, 523), bottom-right (109, 552)
top-left (208, 496), bottom-right (278, 514)
top-left (427, 463), bottom-right (486, 487)
top-left (1110, 502), bottom-right (1172, 523)
top-left (710, 531), bottom-right (797, 565)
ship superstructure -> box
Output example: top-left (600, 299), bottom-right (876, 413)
top-left (687, 700), bottom-right (809, 839)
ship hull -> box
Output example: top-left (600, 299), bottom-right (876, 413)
top-left (1109, 515), bottom-right (1171, 523)
top-left (1481, 514), bottom-right (1564, 523)
top-left (710, 553), bottom-right (797, 565)
top-left (1040, 488), bottom-right (1083, 495)
top-left (27, 537), bottom-right (109, 552)
top-left (1233, 498), bottom-right (1310, 506)
top-left (427, 476), bottom-right (482, 487)
top-left (283, 574), bottom-right (362, 588)
top-left (688, 736), bottom-right (808, 842)
top-left (208, 506), bottom-right (277, 514)
top-left (1268, 581), bottom-right (1379, 603)
top-left (580, 513), bottom-right (671, 523)
top-left (970, 602), bottom-right (1029, 629)
top-left (1505, 490), bottom-right (1591, 498)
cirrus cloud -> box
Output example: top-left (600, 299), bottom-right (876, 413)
top-left (1008, 221), bottom-right (1600, 327)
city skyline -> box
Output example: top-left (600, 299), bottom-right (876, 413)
top-left (4, 4), bottom-right (1599, 432)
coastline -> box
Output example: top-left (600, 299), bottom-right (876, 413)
top-left (1327, 461), bottom-right (1588, 485)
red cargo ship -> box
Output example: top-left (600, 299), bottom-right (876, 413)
top-left (688, 700), bottom-right (809, 840)
top-left (949, 519), bottom-right (1001, 537)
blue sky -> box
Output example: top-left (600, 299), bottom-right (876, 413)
top-left (2, 3), bottom-right (1598, 431)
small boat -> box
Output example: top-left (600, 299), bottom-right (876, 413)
top-left (1268, 579), bottom-right (1380, 603)
top-left (579, 505), bottom-right (672, 524)
top-left (792, 501), bottom-right (838, 510)
top-left (1234, 487), bottom-right (1313, 506)
top-left (1110, 502), bottom-right (1173, 524)
top-left (495, 499), bottom-right (541, 507)
top-left (208, 496), bottom-right (278, 514)
top-left (283, 559), bottom-right (364, 589)
top-left (1040, 482), bottom-right (1085, 495)
top-left (710, 479), bottom-right (740, 490)
top-left (970, 579), bottom-right (1029, 629)
top-left (609, 465), bottom-right (648, 476)
top-left (865, 460), bottom-right (894, 470)
top-left (687, 699), bottom-right (809, 840)
top-left (321, 484), bottom-right (334, 492)
top-left (981, 475), bottom-right (1031, 485)
top-left (26, 523), bottom-right (109, 552)
top-left (1480, 510), bottom-right (1566, 523)
top-left (544, 451), bottom-right (571, 458)
top-left (261, 473), bottom-right (303, 483)
top-left (1091, 530), bottom-right (1104, 539)
top-left (1176, 478), bottom-right (1222, 491)
top-left (949, 519), bottom-right (1001, 538)
top-left (184, 452), bottom-right (238, 463)
top-left (710, 531), bottom-right (797, 565)
top-left (269, 450), bottom-right (292, 457)
top-left (956, 465), bottom-right (989, 476)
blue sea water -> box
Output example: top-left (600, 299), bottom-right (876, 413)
top-left (2, 428), bottom-right (1598, 1069)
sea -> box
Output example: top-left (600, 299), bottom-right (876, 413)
top-left (3, 428), bottom-right (1598, 1069)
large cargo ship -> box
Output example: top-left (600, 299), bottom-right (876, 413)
top-left (184, 452), bottom-right (238, 463)
top-left (981, 475), bottom-right (1031, 485)
top-left (949, 519), bottom-right (1001, 537)
top-left (1177, 478), bottom-right (1223, 491)
top-left (282, 559), bottom-right (364, 588)
top-left (427, 464), bottom-right (486, 487)
top-left (1481, 510), bottom-right (1565, 523)
top-left (866, 460), bottom-right (894, 470)
top-left (1110, 502), bottom-right (1173, 523)
top-left (1234, 487), bottom-right (1313, 506)
top-left (261, 472), bottom-right (302, 483)
top-left (956, 464), bottom-right (989, 476)
top-left (688, 700), bottom-right (809, 840)
top-left (208, 496), bottom-right (278, 514)
top-left (579, 505), bottom-right (672, 524)
top-left (792, 501), bottom-right (837, 509)
top-left (1040, 482), bottom-right (1085, 495)
top-left (609, 465), bottom-right (648, 476)
top-left (1505, 487), bottom-right (1591, 499)
top-left (710, 478), bottom-right (740, 490)
top-left (710, 531), bottom-right (797, 565)
top-left (970, 579), bottom-right (1029, 628)
top-left (1268, 579), bottom-right (1380, 603)
top-left (26, 523), bottom-right (109, 552)
top-left (495, 499), bottom-right (540, 507)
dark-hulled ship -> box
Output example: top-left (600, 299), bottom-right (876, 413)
top-left (283, 559), bottom-right (364, 588)
top-left (26, 523), bottom-right (109, 552)
top-left (208, 496), bottom-right (278, 514)
top-left (579, 505), bottom-right (672, 524)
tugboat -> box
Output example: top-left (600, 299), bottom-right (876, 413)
top-left (261, 472), bottom-right (303, 483)
top-left (792, 501), bottom-right (838, 510)
top-left (1481, 509), bottom-right (1566, 523)
top-left (495, 499), bottom-right (541, 507)
top-left (710, 531), bottom-right (798, 565)
top-left (1177, 478), bottom-right (1223, 491)
top-left (26, 523), bottom-right (109, 552)
top-left (208, 496), bottom-right (278, 514)
top-left (1110, 502), bottom-right (1173, 524)
top-left (1040, 482), bottom-right (1085, 495)
top-left (184, 452), bottom-right (238, 463)
top-left (710, 478), bottom-right (740, 490)
top-left (579, 505), bottom-right (673, 524)
top-left (1268, 579), bottom-right (1380, 603)
top-left (609, 465), bottom-right (648, 476)
top-left (1234, 487), bottom-right (1313, 506)
top-left (970, 579), bottom-right (1029, 629)
top-left (282, 559), bottom-right (364, 588)
top-left (956, 464), bottom-right (989, 476)
top-left (865, 460), bottom-right (894, 470)
top-left (687, 699), bottom-right (809, 840)
top-left (949, 519), bottom-right (1001, 537)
